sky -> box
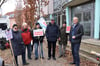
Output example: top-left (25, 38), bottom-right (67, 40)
top-left (1, 0), bottom-right (16, 15)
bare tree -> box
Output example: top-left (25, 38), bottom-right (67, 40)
top-left (14, 0), bottom-right (23, 28)
top-left (14, 0), bottom-right (49, 28)
top-left (0, 0), bottom-right (7, 8)
top-left (23, 0), bottom-right (49, 28)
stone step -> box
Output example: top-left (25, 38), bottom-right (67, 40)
top-left (66, 47), bottom-right (99, 64)
top-left (65, 39), bottom-right (100, 64)
top-left (80, 49), bottom-right (99, 64)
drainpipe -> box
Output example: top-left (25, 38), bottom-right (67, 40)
top-left (94, 0), bottom-right (100, 39)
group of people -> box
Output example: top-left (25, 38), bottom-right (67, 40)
top-left (10, 16), bottom-right (84, 66)
top-left (11, 22), bottom-right (45, 66)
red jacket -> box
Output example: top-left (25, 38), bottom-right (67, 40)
top-left (21, 29), bottom-right (32, 45)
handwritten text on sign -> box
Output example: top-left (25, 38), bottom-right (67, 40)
top-left (5, 29), bottom-right (13, 40)
top-left (33, 29), bottom-right (44, 37)
top-left (66, 26), bottom-right (71, 33)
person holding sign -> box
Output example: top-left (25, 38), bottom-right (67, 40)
top-left (21, 23), bottom-right (32, 60)
top-left (33, 23), bottom-right (44, 60)
top-left (46, 19), bottom-right (60, 60)
top-left (11, 24), bottom-right (29, 66)
top-left (58, 22), bottom-right (69, 58)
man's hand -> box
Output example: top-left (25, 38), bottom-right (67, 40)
top-left (58, 37), bottom-right (61, 41)
top-left (68, 41), bottom-right (71, 44)
top-left (72, 36), bottom-right (76, 39)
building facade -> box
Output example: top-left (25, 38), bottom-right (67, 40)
top-left (53, 0), bottom-right (68, 27)
top-left (53, 0), bottom-right (100, 39)
top-left (5, 12), bottom-right (16, 28)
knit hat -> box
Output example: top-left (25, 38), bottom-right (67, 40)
top-left (36, 23), bottom-right (40, 25)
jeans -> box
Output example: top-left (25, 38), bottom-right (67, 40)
top-left (15, 52), bottom-right (26, 66)
top-left (40, 42), bottom-right (44, 57)
top-left (34, 43), bottom-right (39, 58)
top-left (25, 43), bottom-right (31, 59)
top-left (31, 44), bottom-right (34, 52)
top-left (34, 42), bottom-right (44, 58)
top-left (48, 41), bottom-right (56, 58)
top-left (71, 43), bottom-right (80, 66)
top-left (59, 44), bottom-right (67, 56)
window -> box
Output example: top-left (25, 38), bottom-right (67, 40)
top-left (83, 12), bottom-right (91, 22)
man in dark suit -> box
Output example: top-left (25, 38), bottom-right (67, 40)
top-left (69, 17), bottom-right (84, 66)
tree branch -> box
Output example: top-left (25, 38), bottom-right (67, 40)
top-left (0, 0), bottom-right (6, 8)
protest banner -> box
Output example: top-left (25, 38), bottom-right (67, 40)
top-left (5, 29), bottom-right (16, 66)
top-left (5, 29), bottom-right (13, 40)
top-left (66, 26), bottom-right (71, 33)
top-left (37, 17), bottom-right (47, 32)
top-left (33, 29), bottom-right (44, 37)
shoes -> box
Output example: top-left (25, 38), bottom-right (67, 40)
top-left (53, 57), bottom-right (56, 60)
top-left (35, 57), bottom-right (38, 60)
top-left (58, 55), bottom-right (63, 58)
top-left (28, 58), bottom-right (32, 60)
top-left (63, 54), bottom-right (66, 57)
top-left (69, 62), bottom-right (76, 65)
top-left (48, 57), bottom-right (51, 60)
top-left (23, 62), bottom-right (29, 65)
top-left (40, 56), bottom-right (45, 59)
top-left (42, 57), bottom-right (45, 59)
top-left (16, 64), bottom-right (18, 66)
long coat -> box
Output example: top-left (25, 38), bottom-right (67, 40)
top-left (46, 23), bottom-right (59, 42)
top-left (59, 27), bottom-right (68, 45)
top-left (11, 30), bottom-right (25, 56)
top-left (69, 23), bottom-right (84, 44)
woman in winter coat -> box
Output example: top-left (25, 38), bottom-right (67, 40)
top-left (11, 24), bottom-right (29, 66)
top-left (33, 23), bottom-right (44, 60)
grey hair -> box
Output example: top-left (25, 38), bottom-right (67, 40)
top-left (73, 17), bottom-right (79, 20)
top-left (22, 22), bottom-right (27, 27)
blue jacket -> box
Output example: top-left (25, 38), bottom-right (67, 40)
top-left (46, 23), bottom-right (60, 42)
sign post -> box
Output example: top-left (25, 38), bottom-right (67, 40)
top-left (5, 29), bottom-right (16, 66)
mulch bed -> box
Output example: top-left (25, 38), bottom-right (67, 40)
top-left (56, 45), bottom-right (98, 66)
top-left (0, 49), bottom-right (13, 65)
top-left (65, 50), bottom-right (98, 66)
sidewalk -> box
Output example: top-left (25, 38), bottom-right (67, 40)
top-left (17, 40), bottom-right (70, 66)
top-left (2, 39), bottom-right (98, 66)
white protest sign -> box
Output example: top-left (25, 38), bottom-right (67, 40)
top-left (37, 17), bottom-right (47, 32)
top-left (33, 29), bottom-right (44, 37)
top-left (5, 29), bottom-right (13, 40)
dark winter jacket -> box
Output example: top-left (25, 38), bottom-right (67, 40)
top-left (46, 23), bottom-right (60, 42)
top-left (11, 30), bottom-right (25, 56)
top-left (69, 23), bottom-right (84, 44)
top-left (33, 27), bottom-right (44, 43)
top-left (59, 27), bottom-right (69, 45)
